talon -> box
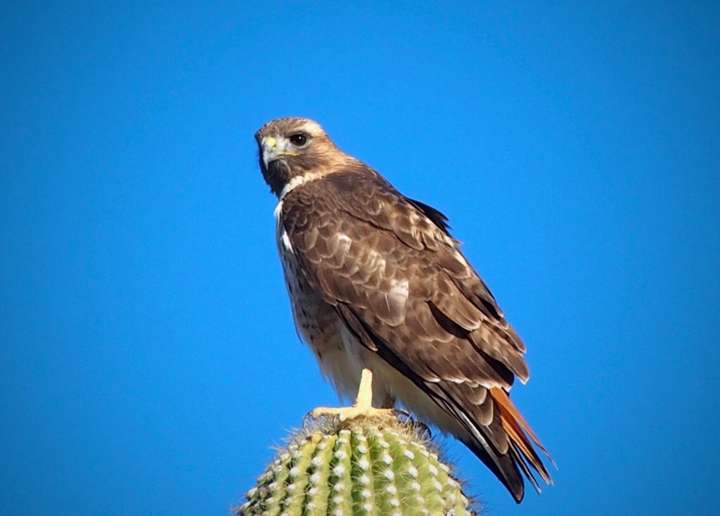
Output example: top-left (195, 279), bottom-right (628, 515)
top-left (310, 405), bottom-right (395, 422)
top-left (307, 369), bottom-right (396, 422)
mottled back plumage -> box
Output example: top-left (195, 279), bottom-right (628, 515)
top-left (255, 117), bottom-right (554, 502)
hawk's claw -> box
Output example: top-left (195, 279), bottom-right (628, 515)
top-left (307, 368), bottom-right (397, 423)
top-left (309, 405), bottom-right (397, 422)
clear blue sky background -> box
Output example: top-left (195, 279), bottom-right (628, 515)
top-left (2, 2), bottom-right (719, 515)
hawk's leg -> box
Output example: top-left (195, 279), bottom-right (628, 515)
top-left (310, 368), bottom-right (396, 421)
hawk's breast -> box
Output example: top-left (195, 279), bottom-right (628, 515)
top-left (275, 201), bottom-right (362, 400)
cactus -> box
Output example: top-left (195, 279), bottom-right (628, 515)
top-left (236, 415), bottom-right (476, 515)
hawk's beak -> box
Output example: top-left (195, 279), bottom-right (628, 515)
top-left (263, 136), bottom-right (277, 149)
top-left (261, 136), bottom-right (290, 168)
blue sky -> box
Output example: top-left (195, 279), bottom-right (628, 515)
top-left (2, 2), bottom-right (719, 515)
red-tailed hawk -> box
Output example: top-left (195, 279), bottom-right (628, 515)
top-left (255, 117), bottom-right (553, 502)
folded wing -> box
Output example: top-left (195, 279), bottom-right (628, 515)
top-left (280, 168), bottom-right (553, 501)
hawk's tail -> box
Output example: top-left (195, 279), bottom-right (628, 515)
top-left (462, 387), bottom-right (554, 503)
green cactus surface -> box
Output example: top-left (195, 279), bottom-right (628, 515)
top-left (237, 415), bottom-right (475, 515)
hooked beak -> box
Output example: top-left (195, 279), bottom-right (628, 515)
top-left (261, 136), bottom-right (294, 168)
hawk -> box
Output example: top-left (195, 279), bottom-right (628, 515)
top-left (255, 117), bottom-right (553, 502)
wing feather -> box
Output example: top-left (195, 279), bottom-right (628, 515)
top-left (280, 168), bottom-right (552, 501)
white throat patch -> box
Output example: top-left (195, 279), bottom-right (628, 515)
top-left (274, 171), bottom-right (329, 253)
top-left (279, 171), bottom-right (327, 200)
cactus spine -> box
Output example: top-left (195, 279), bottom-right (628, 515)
top-left (237, 416), bottom-right (474, 515)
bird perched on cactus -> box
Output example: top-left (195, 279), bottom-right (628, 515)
top-left (255, 117), bottom-right (554, 502)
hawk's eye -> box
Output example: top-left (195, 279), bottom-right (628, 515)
top-left (289, 133), bottom-right (308, 146)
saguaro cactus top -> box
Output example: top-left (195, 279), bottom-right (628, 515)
top-left (237, 415), bottom-right (476, 515)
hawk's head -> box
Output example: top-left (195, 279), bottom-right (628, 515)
top-left (255, 117), bottom-right (353, 197)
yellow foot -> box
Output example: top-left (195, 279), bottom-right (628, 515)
top-left (310, 405), bottom-right (396, 422)
top-left (308, 368), bottom-right (397, 422)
